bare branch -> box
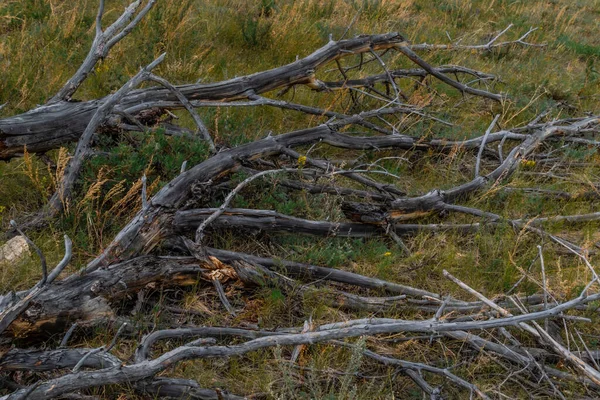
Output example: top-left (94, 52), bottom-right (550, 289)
top-left (195, 169), bottom-right (288, 243)
top-left (533, 321), bottom-right (600, 386)
top-left (147, 73), bottom-right (216, 152)
top-left (141, 174), bottom-right (148, 209)
top-left (212, 276), bottom-right (237, 316)
top-left (0, 234), bottom-right (72, 334)
top-left (410, 25), bottom-right (546, 52)
top-left (49, 0), bottom-right (157, 102)
top-left (396, 44), bottom-right (504, 101)
top-left (46, 53), bottom-right (166, 218)
top-left (475, 114), bottom-right (500, 177)
top-left (9, 220), bottom-right (47, 284)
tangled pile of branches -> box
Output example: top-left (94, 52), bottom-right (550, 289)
top-left (1, 1), bottom-right (600, 399)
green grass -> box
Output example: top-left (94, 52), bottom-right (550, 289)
top-left (1, 0), bottom-right (600, 398)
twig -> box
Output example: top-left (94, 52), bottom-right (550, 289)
top-left (9, 220), bottom-right (47, 284)
top-left (395, 44), bottom-right (504, 101)
top-left (506, 253), bottom-right (539, 295)
top-left (443, 269), bottom-right (540, 338)
top-left (387, 228), bottom-right (411, 255)
top-left (212, 276), bottom-right (236, 317)
top-left (339, 5), bottom-right (362, 40)
top-left (537, 245), bottom-right (549, 331)
top-left (533, 321), bottom-right (600, 386)
top-left (73, 322), bottom-right (127, 372)
top-left (50, 0), bottom-right (157, 102)
top-left (434, 295), bottom-right (452, 321)
top-left (370, 49), bottom-right (402, 104)
top-left (106, 323), bottom-right (128, 352)
top-left (475, 114), bottom-right (500, 178)
top-left (195, 168), bottom-right (288, 243)
top-left (72, 348), bottom-right (104, 373)
top-left (443, 270), bottom-right (510, 317)
top-left (60, 323), bottom-right (79, 348)
top-left (331, 340), bottom-right (490, 399)
top-left (575, 329), bottom-right (600, 371)
top-left (147, 73), bottom-right (216, 152)
top-left (410, 25), bottom-right (545, 52)
top-left (141, 175), bottom-right (148, 209)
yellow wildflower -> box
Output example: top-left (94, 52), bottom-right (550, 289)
top-left (521, 159), bottom-right (536, 168)
top-left (95, 61), bottom-right (109, 74)
top-left (384, 251), bottom-right (392, 257)
top-left (298, 155), bottom-right (307, 167)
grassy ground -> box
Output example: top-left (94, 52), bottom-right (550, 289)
top-left (1, 0), bottom-right (600, 398)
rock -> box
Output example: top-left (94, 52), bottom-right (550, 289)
top-left (0, 236), bottom-right (31, 264)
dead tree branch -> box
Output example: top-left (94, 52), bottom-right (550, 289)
top-left (49, 0), bottom-right (157, 103)
top-left (1, 9), bottom-right (597, 399)
top-left (43, 54), bottom-right (166, 219)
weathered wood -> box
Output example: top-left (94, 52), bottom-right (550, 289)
top-left (232, 260), bottom-right (408, 312)
top-left (2, 256), bottom-right (208, 338)
top-left (6, 293), bottom-right (599, 399)
top-left (322, 65), bottom-right (496, 90)
top-left (174, 208), bottom-right (387, 237)
top-left (49, 0), bottom-right (158, 103)
top-left (137, 378), bottom-right (246, 400)
top-left (342, 117), bottom-right (600, 223)
top-left (2, 15), bottom-right (599, 398)
top-left (83, 107), bottom-right (419, 272)
top-left (0, 33), bottom-right (405, 159)
top-left (0, 348), bottom-right (120, 371)
top-left (45, 55), bottom-right (166, 218)
top-left (0, 235), bottom-right (71, 335)
top-left (396, 44), bottom-right (504, 101)
top-left (4, 116), bottom-right (598, 337)
top-left (203, 247), bottom-right (438, 299)
top-left (277, 178), bottom-right (391, 202)
top-left (332, 340), bottom-right (489, 399)
top-left (0, 349), bottom-right (245, 399)
top-left (86, 115), bottom-right (600, 273)
top-left (135, 326), bottom-right (282, 363)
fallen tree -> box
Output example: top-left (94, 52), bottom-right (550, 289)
top-left (1, 1), bottom-right (600, 399)
top-left (1, 7), bottom-right (545, 160)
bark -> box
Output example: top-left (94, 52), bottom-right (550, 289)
top-left (45, 55), bottom-right (166, 218)
top-left (6, 293), bottom-right (599, 399)
top-left (0, 235), bottom-right (71, 335)
top-left (0, 348), bottom-right (120, 372)
top-left (0, 33), bottom-right (405, 159)
top-left (137, 378), bottom-right (246, 400)
top-left (342, 117), bottom-right (600, 223)
top-left (231, 260), bottom-right (409, 312)
top-left (83, 107), bottom-right (420, 272)
top-left (2, 14), bottom-right (599, 398)
top-left (1, 256), bottom-right (208, 338)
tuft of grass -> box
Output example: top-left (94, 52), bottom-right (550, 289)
top-left (558, 34), bottom-right (600, 58)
